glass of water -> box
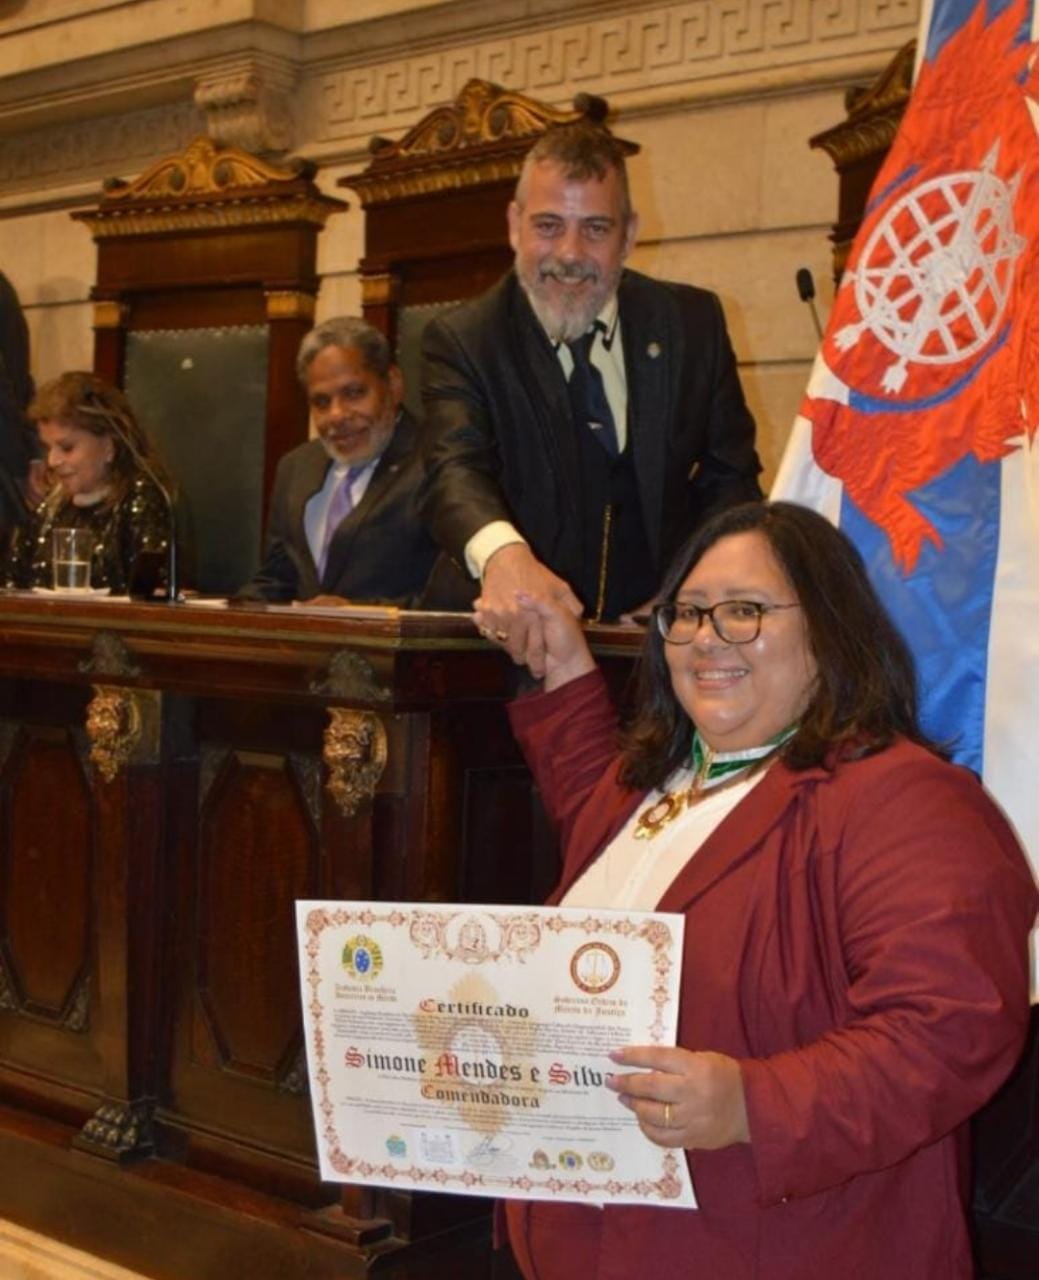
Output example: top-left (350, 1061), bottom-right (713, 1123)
top-left (52, 528), bottom-right (94, 592)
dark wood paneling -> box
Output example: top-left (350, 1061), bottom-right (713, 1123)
top-left (196, 751), bottom-right (317, 1079)
top-left (0, 596), bottom-right (639, 1275)
top-left (3, 732), bottom-right (91, 1016)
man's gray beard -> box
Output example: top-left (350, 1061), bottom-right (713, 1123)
top-left (517, 263), bottom-right (618, 343)
top-left (319, 416), bottom-right (394, 466)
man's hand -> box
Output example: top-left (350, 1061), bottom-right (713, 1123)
top-left (297, 594), bottom-right (351, 608)
top-left (475, 543), bottom-right (582, 677)
top-left (474, 590), bottom-right (595, 690)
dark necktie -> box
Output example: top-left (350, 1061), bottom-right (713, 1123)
top-left (566, 327), bottom-right (619, 457)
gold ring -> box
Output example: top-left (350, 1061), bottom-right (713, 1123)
top-left (663, 1101), bottom-right (672, 1128)
top-left (494, 629), bottom-right (508, 642)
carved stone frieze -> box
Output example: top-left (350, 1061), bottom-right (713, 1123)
top-left (73, 1099), bottom-right (154, 1163)
top-left (0, 1), bottom-right (920, 206)
top-left (323, 709), bottom-right (388, 818)
top-left (309, 0), bottom-right (920, 149)
top-left (0, 100), bottom-right (201, 197)
top-left (194, 58), bottom-right (298, 155)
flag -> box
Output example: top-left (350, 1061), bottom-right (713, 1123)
top-left (772, 0), bottom-right (1039, 965)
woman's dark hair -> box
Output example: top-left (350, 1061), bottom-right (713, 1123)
top-left (28, 371), bottom-right (170, 504)
top-left (619, 501), bottom-right (934, 789)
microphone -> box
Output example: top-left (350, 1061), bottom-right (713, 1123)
top-left (796, 267), bottom-right (824, 342)
top-left (80, 388), bottom-right (180, 603)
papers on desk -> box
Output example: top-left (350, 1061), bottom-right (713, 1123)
top-left (296, 899), bottom-right (695, 1208)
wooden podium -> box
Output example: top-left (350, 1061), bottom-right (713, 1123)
top-left (0, 595), bottom-right (638, 1277)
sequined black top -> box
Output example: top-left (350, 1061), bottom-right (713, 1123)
top-left (2, 474), bottom-right (171, 593)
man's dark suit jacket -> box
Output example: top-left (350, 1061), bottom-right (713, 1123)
top-left (240, 410), bottom-right (438, 605)
top-left (420, 269), bottom-right (762, 603)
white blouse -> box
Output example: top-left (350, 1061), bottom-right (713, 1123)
top-left (561, 765), bottom-right (768, 912)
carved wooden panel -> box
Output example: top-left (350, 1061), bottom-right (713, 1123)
top-left (1, 730), bottom-right (91, 1019)
top-left (0, 599), bottom-right (638, 1275)
top-left (195, 750), bottom-right (318, 1082)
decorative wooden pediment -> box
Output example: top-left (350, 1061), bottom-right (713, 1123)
top-left (810, 40), bottom-right (915, 170)
top-left (72, 136), bottom-right (345, 238)
top-left (809, 40), bottom-right (915, 281)
top-left (70, 137), bottom-right (347, 591)
top-left (344, 78), bottom-right (637, 207)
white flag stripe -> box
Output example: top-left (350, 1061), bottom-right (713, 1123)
top-left (769, 416), bottom-right (843, 518)
top-left (985, 438), bottom-right (1039, 983)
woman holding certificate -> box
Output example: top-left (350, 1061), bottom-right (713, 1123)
top-left (474, 501), bottom-right (1036, 1280)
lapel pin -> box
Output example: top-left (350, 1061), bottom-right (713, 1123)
top-left (647, 342), bottom-right (661, 359)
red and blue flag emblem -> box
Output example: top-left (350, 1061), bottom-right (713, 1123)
top-left (774, 0), bottom-right (1039, 949)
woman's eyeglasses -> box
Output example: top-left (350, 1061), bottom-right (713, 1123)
top-left (654, 600), bottom-right (801, 645)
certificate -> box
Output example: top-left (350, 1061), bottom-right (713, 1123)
top-left (296, 900), bottom-right (695, 1208)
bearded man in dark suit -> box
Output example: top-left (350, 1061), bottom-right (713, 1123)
top-left (240, 316), bottom-right (437, 605)
top-left (420, 124), bottom-right (762, 664)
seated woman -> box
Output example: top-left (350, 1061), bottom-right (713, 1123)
top-left (3, 371), bottom-right (173, 594)
top-left (474, 501), bottom-right (1037, 1280)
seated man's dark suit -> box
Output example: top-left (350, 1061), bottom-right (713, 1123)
top-left (420, 269), bottom-right (762, 614)
top-left (241, 410), bottom-right (437, 604)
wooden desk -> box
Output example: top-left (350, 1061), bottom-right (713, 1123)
top-left (0, 594), bottom-right (639, 1279)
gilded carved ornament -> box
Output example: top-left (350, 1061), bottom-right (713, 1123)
top-left (102, 135), bottom-right (312, 200)
top-left (86, 685), bottom-right (142, 784)
top-left (74, 1100), bottom-right (153, 1162)
top-left (323, 709), bottom-right (388, 819)
top-left (810, 39), bottom-right (915, 168)
top-left (72, 136), bottom-right (346, 238)
top-left (93, 300), bottom-right (129, 330)
top-left (265, 291), bottom-right (317, 321)
top-left (360, 274), bottom-right (396, 309)
top-left (343, 79), bottom-right (634, 207)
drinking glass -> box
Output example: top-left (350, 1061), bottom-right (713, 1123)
top-left (52, 528), bottom-right (94, 591)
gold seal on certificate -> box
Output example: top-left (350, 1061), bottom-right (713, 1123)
top-left (296, 900), bottom-right (696, 1208)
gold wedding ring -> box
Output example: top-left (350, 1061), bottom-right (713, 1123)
top-left (663, 1101), bottom-right (672, 1128)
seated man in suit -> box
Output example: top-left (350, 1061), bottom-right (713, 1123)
top-left (240, 315), bottom-right (437, 605)
top-left (420, 123), bottom-right (762, 661)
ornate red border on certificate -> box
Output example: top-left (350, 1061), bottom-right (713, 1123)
top-left (301, 906), bottom-right (684, 1202)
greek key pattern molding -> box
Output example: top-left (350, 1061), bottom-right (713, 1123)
top-left (310, 0), bottom-right (920, 144)
top-left (0, 100), bottom-right (202, 196)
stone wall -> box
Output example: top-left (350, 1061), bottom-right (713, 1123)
top-left (0, 0), bottom-right (920, 482)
